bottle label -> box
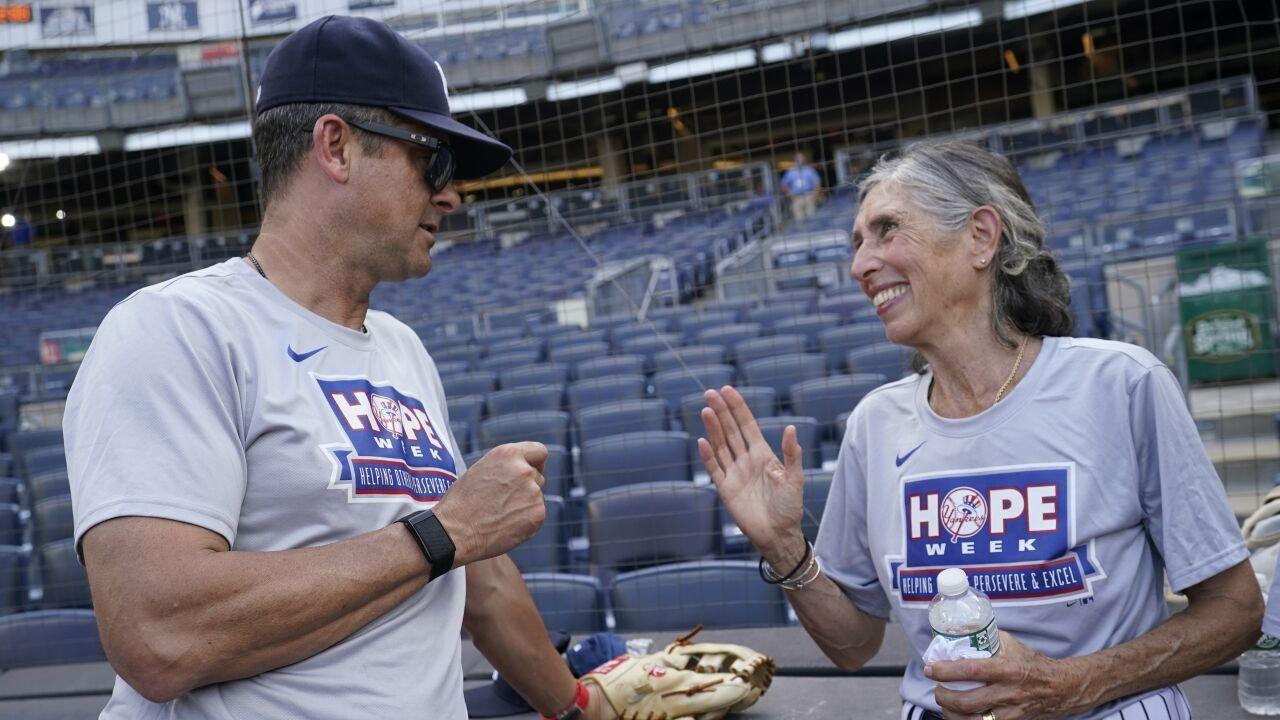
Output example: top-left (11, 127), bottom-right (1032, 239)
top-left (1255, 634), bottom-right (1280, 651)
top-left (933, 616), bottom-right (1001, 656)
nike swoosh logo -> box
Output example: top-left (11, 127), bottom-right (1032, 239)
top-left (287, 345), bottom-right (326, 363)
top-left (895, 441), bottom-right (926, 467)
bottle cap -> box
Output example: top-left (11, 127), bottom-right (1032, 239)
top-left (937, 568), bottom-right (970, 596)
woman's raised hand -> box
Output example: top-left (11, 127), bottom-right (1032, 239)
top-left (697, 386), bottom-right (807, 565)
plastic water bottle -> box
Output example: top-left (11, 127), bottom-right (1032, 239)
top-left (929, 568), bottom-right (1001, 656)
top-left (1239, 571), bottom-right (1280, 715)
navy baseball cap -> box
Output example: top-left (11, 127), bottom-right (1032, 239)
top-left (255, 15), bottom-right (512, 180)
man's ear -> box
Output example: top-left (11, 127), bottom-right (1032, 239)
top-left (311, 113), bottom-right (356, 185)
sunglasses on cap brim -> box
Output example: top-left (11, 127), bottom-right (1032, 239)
top-left (301, 118), bottom-right (456, 192)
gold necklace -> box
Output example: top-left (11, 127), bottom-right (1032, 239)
top-left (993, 336), bottom-right (1030, 404)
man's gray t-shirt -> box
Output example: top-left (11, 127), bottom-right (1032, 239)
top-left (64, 259), bottom-right (469, 719)
top-left (816, 336), bottom-right (1248, 718)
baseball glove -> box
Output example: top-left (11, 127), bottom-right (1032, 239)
top-left (582, 626), bottom-right (774, 720)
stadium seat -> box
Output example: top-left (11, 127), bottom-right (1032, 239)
top-left (0, 545), bottom-right (23, 615)
top-left (0, 505), bottom-right (19, 547)
top-left (747, 299), bottom-right (815, 326)
top-left (430, 345), bottom-right (482, 367)
top-left (653, 344), bottom-right (727, 373)
top-left (500, 362), bottom-right (570, 390)
top-left (0, 609), bottom-right (107, 668)
top-left (567, 375), bottom-right (647, 415)
top-left (790, 374), bottom-right (887, 440)
top-left (435, 360), bottom-right (470, 378)
top-left (755, 416), bottom-right (821, 469)
top-left (578, 431), bottom-right (693, 494)
top-left (620, 333), bottom-right (683, 372)
top-left (0, 477), bottom-right (18, 506)
top-left (847, 343), bottom-right (914, 379)
top-left (678, 311), bottom-right (739, 342)
top-left (486, 385), bottom-right (564, 416)
top-left (549, 330), bottom-right (607, 353)
top-left (576, 399), bottom-right (668, 445)
top-left (507, 496), bottom-right (568, 573)
top-left (28, 470), bottom-right (70, 506)
top-left (33, 495), bottom-right (74, 548)
top-left (446, 394), bottom-right (484, 432)
top-left (734, 335), bottom-right (807, 368)
top-left (549, 340), bottom-right (610, 365)
top-left (36, 539), bottom-right (91, 609)
top-left (770, 314), bottom-right (842, 349)
top-left (7, 429), bottom-right (63, 469)
top-left (480, 350), bottom-right (541, 375)
top-left (801, 469), bottom-right (834, 542)
top-left (611, 560), bottom-right (788, 631)
top-left (487, 336), bottom-right (545, 360)
top-left (449, 421), bottom-right (471, 455)
top-left (20, 446), bottom-right (66, 480)
top-left (479, 411), bottom-right (571, 451)
top-left (741, 353), bottom-right (826, 408)
top-left (522, 573), bottom-right (605, 633)
top-left (678, 386), bottom-right (778, 436)
top-left (697, 323), bottom-right (763, 361)
top-left (575, 355), bottom-right (646, 381)
top-left (586, 481), bottom-right (720, 573)
top-left (652, 364), bottom-right (735, 416)
top-left (818, 324), bottom-right (888, 372)
top-left (442, 370), bottom-right (498, 398)
top-left (611, 320), bottom-right (673, 350)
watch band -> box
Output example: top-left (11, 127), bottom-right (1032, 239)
top-left (399, 510), bottom-right (456, 581)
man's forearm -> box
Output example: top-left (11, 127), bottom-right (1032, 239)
top-left (87, 518), bottom-right (432, 701)
top-left (464, 555), bottom-right (579, 716)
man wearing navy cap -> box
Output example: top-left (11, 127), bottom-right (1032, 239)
top-left (66, 16), bottom-right (598, 720)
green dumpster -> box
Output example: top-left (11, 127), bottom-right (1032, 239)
top-left (1177, 238), bottom-right (1276, 384)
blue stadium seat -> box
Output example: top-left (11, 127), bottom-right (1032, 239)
top-left (734, 335), bottom-right (808, 368)
top-left (847, 343), bottom-right (914, 379)
top-left (654, 345), bottom-right (727, 373)
top-left (508, 496), bottom-right (568, 573)
top-left (449, 421), bottom-right (471, 455)
top-left (479, 411), bottom-right (571, 451)
top-left (611, 560), bottom-right (788, 631)
top-left (790, 374), bottom-right (886, 441)
top-left (36, 539), bottom-right (90, 609)
top-left (481, 350), bottom-right (542, 375)
top-left (486, 385), bottom-right (564, 416)
top-left (818, 324), bottom-right (888, 372)
top-left (0, 477), bottom-right (18, 506)
top-left (567, 375), bottom-right (647, 415)
top-left (576, 399), bottom-right (668, 445)
top-left (7, 429), bottom-right (63, 467)
top-left (678, 311), bottom-right (739, 342)
top-left (697, 323), bottom-right (763, 361)
top-left (0, 545), bottom-right (23, 615)
top-left (801, 469), bottom-right (833, 543)
top-left (446, 394), bottom-right (484, 433)
top-left (755, 416), bottom-right (821, 469)
top-left (28, 471), bottom-right (70, 507)
top-left (587, 482), bottom-right (720, 575)
top-left (488, 337), bottom-right (545, 360)
top-left (551, 341), bottom-right (612, 373)
top-left (652, 365), bottom-right (735, 417)
top-left (575, 355), bottom-right (646, 381)
top-left (0, 609), bottom-right (106, 668)
top-left (435, 360), bottom-right (470, 378)
top-left (770, 314), bottom-right (841, 349)
top-left (500, 362), bottom-right (570, 390)
top-left (33, 495), bottom-right (74, 548)
top-left (611, 320), bottom-right (673, 350)
top-left (429, 345), bottom-right (482, 367)
top-left (522, 573), bottom-right (605, 633)
top-left (442, 370), bottom-right (498, 398)
top-left (620, 333), bottom-right (683, 372)
top-left (21, 446), bottom-right (66, 481)
top-left (678, 386), bottom-right (778, 437)
top-left (549, 330), bottom-right (607, 352)
top-left (741, 353), bottom-right (826, 408)
top-left (578, 431), bottom-right (693, 494)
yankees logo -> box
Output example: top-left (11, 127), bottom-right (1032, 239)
top-left (941, 486), bottom-right (987, 542)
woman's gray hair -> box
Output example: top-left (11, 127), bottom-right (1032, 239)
top-left (858, 140), bottom-right (1074, 358)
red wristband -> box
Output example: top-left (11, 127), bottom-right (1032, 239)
top-left (541, 681), bottom-right (589, 720)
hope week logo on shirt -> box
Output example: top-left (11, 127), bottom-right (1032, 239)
top-left (885, 462), bottom-right (1106, 606)
top-left (315, 376), bottom-right (458, 503)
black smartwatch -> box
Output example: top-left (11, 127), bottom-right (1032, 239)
top-left (399, 510), bottom-right (456, 581)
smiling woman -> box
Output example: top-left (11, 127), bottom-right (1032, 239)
top-left (697, 139), bottom-right (1263, 720)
